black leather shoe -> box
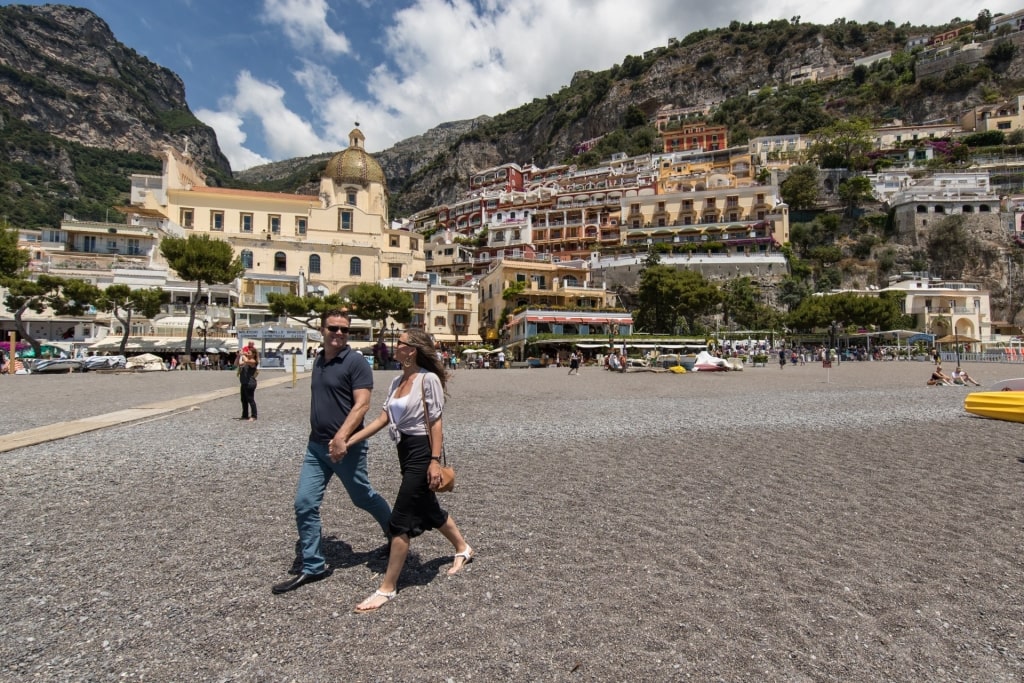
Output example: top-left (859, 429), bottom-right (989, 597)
top-left (272, 571), bottom-right (328, 594)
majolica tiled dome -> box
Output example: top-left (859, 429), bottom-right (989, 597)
top-left (324, 128), bottom-right (385, 188)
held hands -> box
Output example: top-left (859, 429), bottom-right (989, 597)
top-left (328, 435), bottom-right (349, 463)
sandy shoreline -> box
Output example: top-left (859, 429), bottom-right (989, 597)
top-left (1, 360), bottom-right (1021, 681)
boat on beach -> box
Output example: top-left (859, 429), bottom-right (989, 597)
top-left (29, 358), bottom-right (84, 374)
top-left (82, 355), bottom-right (127, 371)
top-left (964, 379), bottom-right (1024, 423)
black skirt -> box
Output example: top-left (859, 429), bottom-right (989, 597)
top-left (389, 434), bottom-right (448, 538)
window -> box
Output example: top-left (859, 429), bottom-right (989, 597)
top-left (390, 264), bottom-right (401, 278)
top-left (254, 284), bottom-right (288, 304)
top-left (296, 216), bottom-right (307, 235)
top-left (346, 190), bottom-right (357, 206)
top-left (241, 250), bottom-right (253, 269)
top-left (211, 211), bottom-right (224, 231)
top-left (240, 213), bottom-right (253, 232)
top-left (339, 210), bottom-right (352, 231)
top-left (308, 254), bottom-right (321, 274)
top-left (436, 295), bottom-right (447, 304)
top-left (390, 235), bottom-right (400, 247)
top-left (350, 256), bottom-right (361, 276)
top-left (269, 215), bottom-right (281, 234)
top-left (273, 251), bottom-right (286, 271)
top-left (83, 235), bottom-right (97, 252)
top-left (126, 238), bottom-right (141, 255)
top-left (434, 316), bottom-right (446, 327)
top-left (180, 208), bottom-right (194, 228)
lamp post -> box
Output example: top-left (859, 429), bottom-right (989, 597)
top-left (950, 300), bottom-right (960, 368)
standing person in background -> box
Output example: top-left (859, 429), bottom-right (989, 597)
top-left (272, 309), bottom-right (392, 595)
top-left (237, 347), bottom-right (258, 421)
top-left (344, 328), bottom-right (473, 612)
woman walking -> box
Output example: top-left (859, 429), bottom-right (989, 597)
top-left (342, 328), bottom-right (473, 612)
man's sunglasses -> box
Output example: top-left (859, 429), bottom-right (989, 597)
top-left (325, 325), bottom-right (350, 333)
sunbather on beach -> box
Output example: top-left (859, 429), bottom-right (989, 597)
top-left (927, 366), bottom-right (953, 386)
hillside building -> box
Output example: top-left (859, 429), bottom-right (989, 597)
top-left (475, 253), bottom-right (618, 349)
top-left (887, 172), bottom-right (1001, 246)
top-left (659, 123), bottom-right (728, 153)
top-left (379, 273), bottom-right (482, 347)
top-left (961, 94), bottom-right (1024, 134)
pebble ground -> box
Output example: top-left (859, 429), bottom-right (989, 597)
top-left (1, 360), bottom-right (1021, 681)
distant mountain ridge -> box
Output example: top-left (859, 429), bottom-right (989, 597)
top-left (3, 4), bottom-right (1022, 225)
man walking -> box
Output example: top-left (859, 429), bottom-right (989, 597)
top-left (272, 309), bottom-right (392, 594)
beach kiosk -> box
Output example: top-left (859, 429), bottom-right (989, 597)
top-left (237, 325), bottom-right (311, 371)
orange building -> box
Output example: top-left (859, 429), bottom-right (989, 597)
top-left (660, 123), bottom-right (728, 153)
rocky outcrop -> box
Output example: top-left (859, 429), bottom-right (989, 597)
top-left (0, 4), bottom-right (229, 173)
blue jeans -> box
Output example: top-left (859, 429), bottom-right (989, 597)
top-left (294, 439), bottom-right (392, 574)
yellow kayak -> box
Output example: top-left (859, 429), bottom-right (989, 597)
top-left (964, 391), bottom-right (1024, 423)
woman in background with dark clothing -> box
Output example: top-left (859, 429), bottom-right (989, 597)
top-left (237, 347), bottom-right (258, 421)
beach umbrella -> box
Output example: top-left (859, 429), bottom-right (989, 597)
top-left (935, 333), bottom-right (980, 367)
top-left (934, 334), bottom-right (980, 344)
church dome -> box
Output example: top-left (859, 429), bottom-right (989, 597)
top-left (324, 128), bottom-right (385, 188)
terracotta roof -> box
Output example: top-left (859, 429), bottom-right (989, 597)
top-left (187, 187), bottom-right (319, 203)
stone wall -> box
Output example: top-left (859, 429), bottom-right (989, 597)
top-left (892, 205), bottom-right (1003, 246)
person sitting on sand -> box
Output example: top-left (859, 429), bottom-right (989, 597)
top-left (927, 366), bottom-right (953, 386)
top-left (951, 366), bottom-right (981, 387)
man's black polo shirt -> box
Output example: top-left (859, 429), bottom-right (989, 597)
top-left (308, 346), bottom-right (373, 444)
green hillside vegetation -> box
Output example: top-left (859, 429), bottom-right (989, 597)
top-left (0, 111), bottom-right (162, 227)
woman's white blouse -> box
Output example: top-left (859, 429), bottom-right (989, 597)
top-left (384, 370), bottom-right (444, 443)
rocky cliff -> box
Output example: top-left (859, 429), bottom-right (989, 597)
top-left (0, 4), bottom-right (229, 173)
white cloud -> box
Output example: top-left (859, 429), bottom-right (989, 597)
top-left (211, 0), bottom-right (1021, 168)
top-left (260, 0), bottom-right (350, 55)
top-left (198, 71), bottom-right (340, 169)
top-left (194, 108), bottom-right (271, 170)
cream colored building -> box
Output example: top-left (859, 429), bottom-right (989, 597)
top-left (476, 254), bottom-right (612, 342)
top-left (832, 273), bottom-right (994, 344)
top-left (130, 128), bottom-right (425, 327)
top-left (886, 274), bottom-right (993, 343)
top-left (620, 185), bottom-right (789, 248)
top-left (379, 274), bottom-right (482, 346)
top-left (960, 94), bottom-right (1024, 135)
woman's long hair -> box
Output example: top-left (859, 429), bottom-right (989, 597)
top-left (405, 328), bottom-right (448, 393)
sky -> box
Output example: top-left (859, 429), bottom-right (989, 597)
top-left (6, 0), bottom-right (1023, 170)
